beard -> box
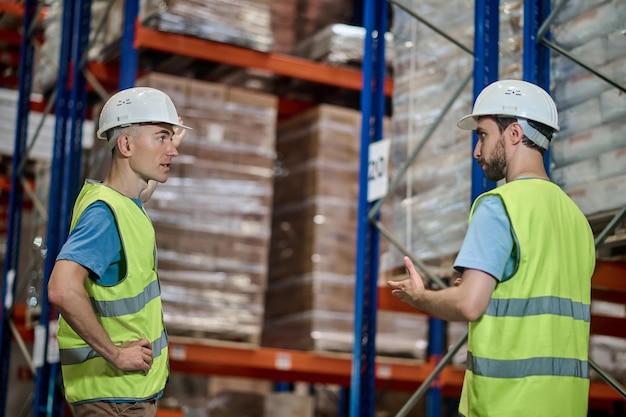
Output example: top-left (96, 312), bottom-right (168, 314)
top-left (478, 135), bottom-right (507, 182)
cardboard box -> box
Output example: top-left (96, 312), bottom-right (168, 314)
top-left (264, 393), bottom-right (314, 417)
top-left (138, 73), bottom-right (277, 344)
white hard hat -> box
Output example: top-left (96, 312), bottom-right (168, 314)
top-left (96, 87), bottom-right (190, 140)
top-left (457, 79), bottom-right (560, 133)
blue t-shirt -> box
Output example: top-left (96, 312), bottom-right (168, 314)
top-left (453, 195), bottom-right (517, 282)
top-left (56, 198), bottom-right (143, 286)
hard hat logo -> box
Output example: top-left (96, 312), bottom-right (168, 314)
top-left (457, 79), bottom-right (559, 149)
top-left (504, 86), bottom-right (522, 96)
top-left (96, 87), bottom-right (191, 140)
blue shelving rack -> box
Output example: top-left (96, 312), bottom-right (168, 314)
top-left (350, 0), bottom-right (387, 416)
top-left (31, 0), bottom-right (93, 415)
top-left (0, 0), bottom-right (37, 415)
top-left (471, 0), bottom-right (500, 200)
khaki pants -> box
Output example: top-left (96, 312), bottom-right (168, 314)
top-left (72, 401), bottom-right (157, 417)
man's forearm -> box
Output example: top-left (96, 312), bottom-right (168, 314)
top-left (409, 286), bottom-right (474, 322)
top-left (57, 300), bottom-right (119, 364)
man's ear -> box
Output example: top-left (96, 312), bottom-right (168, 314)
top-left (116, 134), bottom-right (132, 156)
top-left (509, 122), bottom-right (524, 145)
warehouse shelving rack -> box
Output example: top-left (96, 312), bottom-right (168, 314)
top-left (0, 1), bottom-right (626, 417)
top-left (0, 1), bottom-right (36, 415)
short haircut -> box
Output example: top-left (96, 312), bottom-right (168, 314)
top-left (106, 125), bottom-right (139, 152)
top-left (492, 116), bottom-right (554, 155)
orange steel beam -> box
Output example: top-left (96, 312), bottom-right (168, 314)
top-left (0, 303), bottom-right (34, 343)
top-left (157, 409), bottom-right (182, 417)
top-left (378, 286), bottom-right (427, 315)
top-left (381, 259), bottom-right (626, 313)
top-left (0, 1), bottom-right (24, 17)
top-left (591, 314), bottom-right (626, 339)
top-left (135, 26), bottom-right (394, 96)
top-left (0, 28), bottom-right (22, 45)
top-left (166, 339), bottom-right (625, 409)
top-left (168, 338), bottom-right (438, 391)
top-left (592, 288), bottom-right (626, 305)
top-left (589, 382), bottom-right (626, 410)
top-left (592, 259), bottom-right (626, 293)
top-left (0, 1), bottom-right (47, 20)
top-left (154, 386), bottom-right (623, 417)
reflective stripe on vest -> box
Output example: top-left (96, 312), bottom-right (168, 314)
top-left (60, 329), bottom-right (168, 366)
top-left (467, 351), bottom-right (589, 379)
top-left (486, 296), bottom-right (590, 322)
top-left (90, 279), bottom-right (161, 318)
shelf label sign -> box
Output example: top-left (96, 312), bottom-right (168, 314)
top-left (275, 352), bottom-right (292, 370)
top-left (33, 324), bottom-right (46, 368)
top-left (376, 363), bottom-right (392, 379)
top-left (170, 344), bottom-right (187, 361)
top-left (368, 138), bottom-right (391, 202)
top-left (47, 320), bottom-right (59, 364)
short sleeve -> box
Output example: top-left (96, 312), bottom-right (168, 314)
top-left (56, 201), bottom-right (121, 281)
top-left (453, 195), bottom-right (514, 281)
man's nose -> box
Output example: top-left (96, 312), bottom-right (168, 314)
top-left (473, 141), bottom-right (481, 159)
top-left (168, 142), bottom-right (179, 156)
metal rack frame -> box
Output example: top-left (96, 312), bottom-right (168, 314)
top-left (0, 0), bottom-right (37, 414)
top-left (31, 0), bottom-right (94, 415)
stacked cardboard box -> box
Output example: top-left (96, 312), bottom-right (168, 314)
top-left (138, 73), bottom-right (277, 344)
top-left (270, 0), bottom-right (353, 53)
top-left (262, 104), bottom-right (428, 358)
top-left (291, 24), bottom-right (394, 73)
top-left (140, 0), bottom-right (274, 52)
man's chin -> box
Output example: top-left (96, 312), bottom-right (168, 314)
top-left (483, 170), bottom-right (504, 182)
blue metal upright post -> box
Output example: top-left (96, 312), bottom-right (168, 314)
top-left (425, 317), bottom-right (444, 417)
top-left (33, 0), bottom-right (93, 415)
top-left (62, 0), bottom-right (93, 234)
top-left (119, 0), bottom-right (139, 89)
top-left (0, 0), bottom-right (37, 415)
top-left (471, 0), bottom-right (500, 201)
top-left (350, 0), bottom-right (387, 416)
top-left (523, 0), bottom-right (552, 174)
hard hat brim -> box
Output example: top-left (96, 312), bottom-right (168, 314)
top-left (457, 114), bottom-right (478, 131)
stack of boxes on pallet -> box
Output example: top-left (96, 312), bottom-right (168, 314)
top-left (139, 73), bottom-right (277, 345)
top-left (262, 104), bottom-right (429, 359)
top-left (270, 0), bottom-right (354, 53)
top-left (291, 23), bottom-right (394, 71)
top-left (140, 0), bottom-right (274, 52)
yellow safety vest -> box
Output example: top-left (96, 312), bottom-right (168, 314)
top-left (57, 181), bottom-right (169, 404)
top-left (459, 178), bottom-right (595, 417)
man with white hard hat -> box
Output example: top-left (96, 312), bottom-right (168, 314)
top-left (388, 79), bottom-right (595, 416)
top-left (48, 87), bottom-right (190, 416)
